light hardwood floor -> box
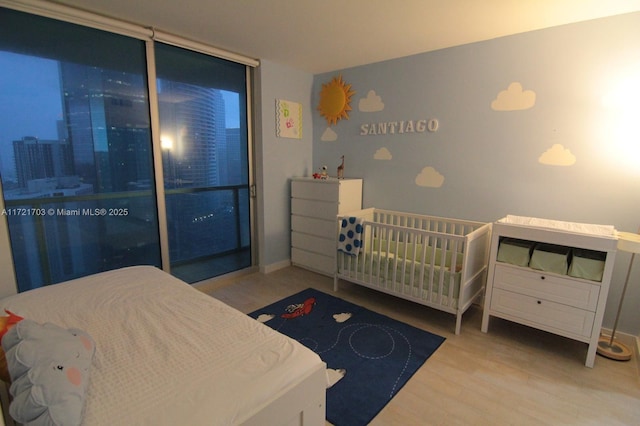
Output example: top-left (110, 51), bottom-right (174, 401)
top-left (201, 266), bottom-right (640, 426)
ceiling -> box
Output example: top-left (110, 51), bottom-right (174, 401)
top-left (54, 0), bottom-right (640, 73)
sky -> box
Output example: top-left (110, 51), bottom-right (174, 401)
top-left (0, 53), bottom-right (62, 176)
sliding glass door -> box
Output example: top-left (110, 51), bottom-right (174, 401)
top-left (0, 7), bottom-right (252, 291)
top-left (0, 8), bottom-right (160, 291)
top-left (155, 43), bottom-right (251, 283)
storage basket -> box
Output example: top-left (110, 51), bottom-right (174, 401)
top-left (529, 243), bottom-right (570, 275)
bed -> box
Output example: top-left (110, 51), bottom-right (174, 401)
top-left (335, 208), bottom-right (491, 334)
top-left (0, 265), bottom-right (327, 425)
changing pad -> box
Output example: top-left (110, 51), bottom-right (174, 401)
top-left (500, 215), bottom-right (616, 237)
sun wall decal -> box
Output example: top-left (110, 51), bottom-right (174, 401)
top-left (318, 75), bottom-right (355, 126)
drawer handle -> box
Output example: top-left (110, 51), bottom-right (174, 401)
top-left (540, 276), bottom-right (545, 280)
top-left (537, 300), bottom-right (542, 304)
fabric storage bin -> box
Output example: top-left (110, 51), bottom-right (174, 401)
top-left (569, 249), bottom-right (606, 282)
top-left (529, 243), bottom-right (570, 275)
top-left (496, 238), bottom-right (534, 267)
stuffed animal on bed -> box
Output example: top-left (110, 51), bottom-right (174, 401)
top-left (1, 319), bottom-right (95, 426)
top-left (0, 310), bottom-right (24, 339)
top-left (0, 309), bottom-right (24, 383)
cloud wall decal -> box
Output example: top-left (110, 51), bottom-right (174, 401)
top-left (374, 147), bottom-right (392, 160)
top-left (415, 166), bottom-right (445, 187)
top-left (321, 127), bottom-right (338, 141)
top-left (539, 144), bottom-right (576, 166)
top-left (358, 90), bottom-right (385, 112)
top-left (491, 82), bottom-right (536, 111)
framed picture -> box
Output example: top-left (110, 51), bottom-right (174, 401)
top-left (276, 99), bottom-right (302, 139)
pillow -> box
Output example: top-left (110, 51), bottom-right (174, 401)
top-left (1, 319), bottom-right (95, 426)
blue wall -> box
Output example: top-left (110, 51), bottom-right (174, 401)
top-left (254, 60), bottom-right (314, 270)
top-left (309, 13), bottom-right (640, 334)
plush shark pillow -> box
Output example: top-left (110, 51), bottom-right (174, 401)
top-left (0, 309), bottom-right (24, 383)
top-left (1, 319), bottom-right (95, 426)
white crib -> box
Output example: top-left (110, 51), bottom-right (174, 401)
top-left (335, 208), bottom-right (492, 334)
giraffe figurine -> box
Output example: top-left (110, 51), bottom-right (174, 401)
top-left (337, 156), bottom-right (345, 179)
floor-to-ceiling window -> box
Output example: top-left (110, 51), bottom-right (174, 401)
top-left (0, 6), bottom-right (253, 291)
top-left (0, 8), bottom-right (160, 291)
top-left (155, 43), bottom-right (251, 283)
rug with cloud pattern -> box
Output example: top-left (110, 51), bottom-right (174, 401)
top-left (249, 288), bottom-right (445, 426)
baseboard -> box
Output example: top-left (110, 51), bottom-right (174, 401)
top-left (193, 265), bottom-right (258, 293)
top-left (260, 259), bottom-right (292, 274)
top-left (196, 260), bottom-right (291, 291)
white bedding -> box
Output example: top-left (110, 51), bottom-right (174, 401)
top-left (0, 266), bottom-right (325, 425)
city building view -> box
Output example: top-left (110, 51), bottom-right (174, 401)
top-left (0, 46), bottom-right (250, 291)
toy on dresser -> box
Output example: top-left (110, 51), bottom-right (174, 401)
top-left (312, 165), bottom-right (329, 180)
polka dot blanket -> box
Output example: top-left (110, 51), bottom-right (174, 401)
top-left (338, 217), bottom-right (364, 255)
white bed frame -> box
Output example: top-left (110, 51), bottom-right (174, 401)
top-left (335, 208), bottom-right (491, 334)
top-left (243, 365), bottom-right (326, 426)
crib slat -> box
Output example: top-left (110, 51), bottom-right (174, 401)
top-left (381, 225), bottom-right (387, 282)
top-left (400, 230), bottom-right (408, 294)
top-left (370, 224), bottom-right (377, 285)
top-left (376, 225), bottom-right (383, 286)
top-left (383, 227), bottom-right (391, 287)
top-left (437, 236), bottom-right (447, 306)
top-left (448, 239), bottom-right (460, 307)
top-left (391, 229), bottom-right (399, 288)
top-left (418, 233), bottom-right (428, 299)
top-left (409, 233), bottom-right (418, 297)
top-left (358, 223), bottom-right (366, 281)
top-left (427, 235), bottom-right (437, 302)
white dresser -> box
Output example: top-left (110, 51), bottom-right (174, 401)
top-left (481, 217), bottom-right (618, 368)
top-left (290, 177), bottom-right (363, 276)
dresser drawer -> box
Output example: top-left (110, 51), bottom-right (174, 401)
top-left (491, 288), bottom-right (595, 339)
top-left (291, 215), bottom-right (336, 238)
top-left (292, 180), bottom-right (339, 202)
top-left (493, 264), bottom-right (600, 311)
top-left (292, 231), bottom-right (336, 256)
top-left (291, 198), bottom-right (338, 220)
top-left (291, 247), bottom-right (335, 275)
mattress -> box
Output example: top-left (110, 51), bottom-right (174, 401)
top-left (0, 266), bottom-right (324, 425)
top-left (338, 253), bottom-right (461, 307)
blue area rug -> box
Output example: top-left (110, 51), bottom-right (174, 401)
top-left (249, 288), bottom-right (445, 426)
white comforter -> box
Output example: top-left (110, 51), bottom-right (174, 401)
top-left (0, 266), bottom-right (324, 425)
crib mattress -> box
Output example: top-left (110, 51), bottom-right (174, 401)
top-left (338, 253), bottom-right (461, 307)
top-left (0, 266), bottom-right (324, 425)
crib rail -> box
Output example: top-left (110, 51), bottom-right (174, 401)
top-left (371, 208), bottom-right (484, 236)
